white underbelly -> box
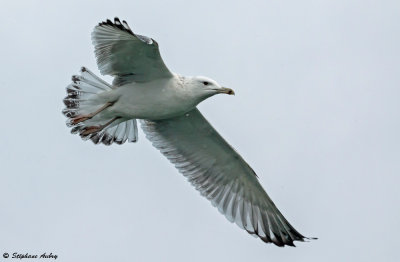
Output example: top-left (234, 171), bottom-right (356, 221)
top-left (105, 80), bottom-right (194, 120)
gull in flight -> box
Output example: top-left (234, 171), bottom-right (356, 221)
top-left (63, 18), bottom-right (314, 246)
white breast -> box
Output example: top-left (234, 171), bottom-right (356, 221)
top-left (108, 75), bottom-right (196, 120)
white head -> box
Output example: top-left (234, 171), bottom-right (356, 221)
top-left (184, 76), bottom-right (234, 104)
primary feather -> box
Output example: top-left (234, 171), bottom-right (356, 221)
top-left (141, 109), bottom-right (308, 246)
top-left (92, 18), bottom-right (172, 83)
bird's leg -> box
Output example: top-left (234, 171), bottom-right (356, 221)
top-left (72, 102), bottom-right (114, 124)
top-left (81, 117), bottom-right (121, 136)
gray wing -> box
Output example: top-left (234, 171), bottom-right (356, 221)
top-left (141, 108), bottom-right (309, 246)
top-left (91, 18), bottom-right (173, 84)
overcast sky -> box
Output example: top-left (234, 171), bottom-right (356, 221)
top-left (1, 0), bottom-right (399, 261)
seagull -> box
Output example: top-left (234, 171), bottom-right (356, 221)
top-left (63, 17), bottom-right (314, 246)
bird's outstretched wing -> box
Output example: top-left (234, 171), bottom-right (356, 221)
top-left (92, 18), bottom-right (172, 84)
top-left (141, 108), bottom-right (309, 247)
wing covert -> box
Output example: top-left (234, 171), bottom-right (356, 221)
top-left (140, 108), bottom-right (308, 246)
top-left (91, 18), bottom-right (172, 83)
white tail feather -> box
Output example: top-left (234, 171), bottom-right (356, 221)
top-left (63, 67), bottom-right (138, 145)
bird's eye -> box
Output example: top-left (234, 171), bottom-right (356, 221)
top-left (203, 81), bottom-right (209, 86)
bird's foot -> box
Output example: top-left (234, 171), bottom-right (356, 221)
top-left (71, 102), bottom-right (115, 125)
top-left (80, 116), bottom-right (121, 136)
top-left (81, 125), bottom-right (102, 135)
top-left (72, 115), bottom-right (92, 125)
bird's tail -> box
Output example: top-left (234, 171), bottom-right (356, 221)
top-left (62, 67), bottom-right (138, 145)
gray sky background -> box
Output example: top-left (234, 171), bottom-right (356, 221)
top-left (1, 0), bottom-right (399, 261)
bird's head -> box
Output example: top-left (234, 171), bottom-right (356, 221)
top-left (186, 76), bottom-right (234, 102)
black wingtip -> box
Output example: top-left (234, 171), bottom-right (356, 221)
top-left (306, 236), bottom-right (318, 241)
top-left (114, 17), bottom-right (121, 24)
top-left (97, 17), bottom-right (134, 36)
